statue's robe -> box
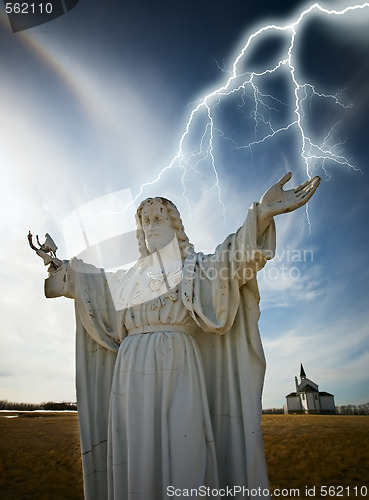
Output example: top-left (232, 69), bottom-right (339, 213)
top-left (45, 203), bottom-right (275, 500)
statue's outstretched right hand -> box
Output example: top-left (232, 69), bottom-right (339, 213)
top-left (259, 172), bottom-right (321, 217)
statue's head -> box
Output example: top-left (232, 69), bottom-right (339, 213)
top-left (135, 197), bottom-right (194, 258)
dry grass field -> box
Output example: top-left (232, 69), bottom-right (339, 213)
top-left (262, 415), bottom-right (369, 498)
top-left (0, 413), bottom-right (368, 499)
top-left (0, 412), bottom-right (83, 500)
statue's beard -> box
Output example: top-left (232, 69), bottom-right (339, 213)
top-left (145, 234), bottom-right (183, 262)
top-left (145, 234), bottom-right (175, 255)
top-left (146, 237), bottom-right (164, 254)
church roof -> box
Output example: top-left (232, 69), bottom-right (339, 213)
top-left (299, 382), bottom-right (318, 392)
top-left (285, 390), bottom-right (335, 397)
top-left (286, 392), bottom-right (299, 397)
top-left (286, 365), bottom-right (334, 401)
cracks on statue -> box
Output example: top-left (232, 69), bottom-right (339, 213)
top-left (82, 439), bottom-right (107, 456)
top-left (84, 467), bottom-right (108, 478)
top-left (84, 345), bottom-right (106, 354)
top-left (85, 348), bottom-right (99, 354)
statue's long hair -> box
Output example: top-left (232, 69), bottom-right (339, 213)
top-left (135, 197), bottom-right (194, 259)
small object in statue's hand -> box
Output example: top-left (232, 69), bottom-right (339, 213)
top-left (28, 231), bottom-right (58, 258)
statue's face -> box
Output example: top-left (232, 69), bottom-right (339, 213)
top-left (141, 200), bottom-right (176, 254)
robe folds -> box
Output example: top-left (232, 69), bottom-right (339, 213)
top-left (45, 203), bottom-right (276, 500)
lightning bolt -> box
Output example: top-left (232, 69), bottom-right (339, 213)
top-left (131, 1), bottom-right (368, 220)
top-left (61, 0), bottom-right (368, 240)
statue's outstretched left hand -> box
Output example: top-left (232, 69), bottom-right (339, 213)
top-left (260, 172), bottom-right (320, 217)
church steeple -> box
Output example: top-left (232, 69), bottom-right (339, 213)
top-left (300, 363), bottom-right (306, 380)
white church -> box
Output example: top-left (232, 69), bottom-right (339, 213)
top-left (284, 364), bottom-right (336, 415)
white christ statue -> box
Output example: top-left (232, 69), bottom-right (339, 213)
top-left (29, 172), bottom-right (320, 500)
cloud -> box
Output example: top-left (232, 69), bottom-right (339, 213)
top-left (262, 308), bottom-right (369, 407)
